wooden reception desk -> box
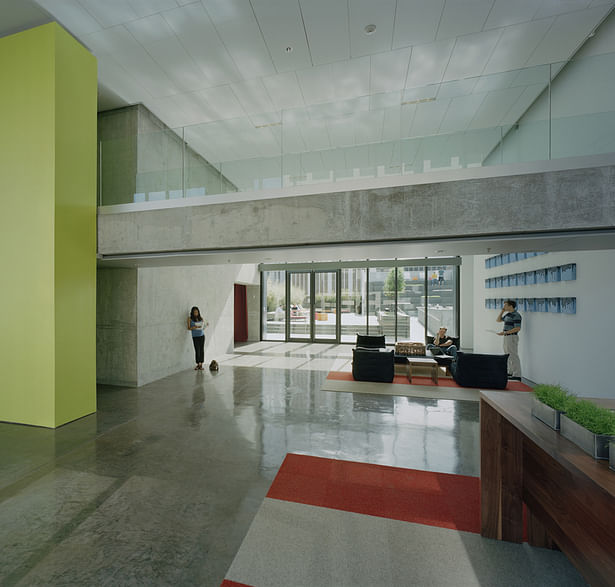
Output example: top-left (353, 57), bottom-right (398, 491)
top-left (480, 391), bottom-right (615, 587)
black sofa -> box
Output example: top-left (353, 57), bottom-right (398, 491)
top-left (352, 334), bottom-right (395, 383)
top-left (450, 351), bottom-right (509, 389)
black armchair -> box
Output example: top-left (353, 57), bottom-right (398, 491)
top-left (450, 352), bottom-right (509, 389)
top-left (352, 333), bottom-right (394, 383)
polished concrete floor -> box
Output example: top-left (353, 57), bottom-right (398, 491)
top-left (0, 342), bottom-right (576, 586)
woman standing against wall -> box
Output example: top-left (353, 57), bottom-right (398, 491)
top-left (187, 306), bottom-right (208, 370)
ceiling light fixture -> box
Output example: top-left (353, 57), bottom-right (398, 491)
top-left (401, 97), bottom-right (436, 105)
top-left (285, 46), bottom-right (293, 52)
top-left (364, 24), bottom-right (376, 35)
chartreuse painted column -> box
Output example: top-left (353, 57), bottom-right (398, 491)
top-left (0, 23), bottom-right (97, 428)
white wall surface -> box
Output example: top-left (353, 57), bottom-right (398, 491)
top-left (459, 257), bottom-right (474, 350)
top-left (472, 250), bottom-right (615, 398)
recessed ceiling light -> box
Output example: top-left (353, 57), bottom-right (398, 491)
top-left (285, 46), bottom-right (293, 52)
top-left (364, 24), bottom-right (376, 35)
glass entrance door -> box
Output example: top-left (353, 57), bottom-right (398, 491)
top-left (314, 271), bottom-right (337, 341)
top-left (288, 272), bottom-right (311, 340)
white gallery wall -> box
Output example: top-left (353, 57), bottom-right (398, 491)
top-left (472, 249), bottom-right (615, 398)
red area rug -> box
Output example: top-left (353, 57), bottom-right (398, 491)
top-left (267, 453), bottom-right (481, 533)
top-left (327, 370), bottom-right (533, 391)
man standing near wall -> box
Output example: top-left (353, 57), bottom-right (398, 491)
top-left (497, 300), bottom-right (522, 379)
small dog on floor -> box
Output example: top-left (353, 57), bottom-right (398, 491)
top-left (209, 360), bottom-right (219, 371)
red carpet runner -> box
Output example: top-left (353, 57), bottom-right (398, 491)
top-left (327, 370), bottom-right (533, 391)
top-left (267, 453), bottom-right (481, 533)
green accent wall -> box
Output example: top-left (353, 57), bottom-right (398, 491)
top-left (0, 23), bottom-right (97, 428)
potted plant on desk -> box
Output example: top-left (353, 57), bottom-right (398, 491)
top-left (560, 398), bottom-right (615, 460)
top-left (531, 383), bottom-right (572, 430)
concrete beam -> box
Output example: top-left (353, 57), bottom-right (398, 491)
top-left (98, 165), bottom-right (615, 256)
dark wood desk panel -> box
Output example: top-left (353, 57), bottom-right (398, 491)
top-left (480, 391), bottom-right (615, 587)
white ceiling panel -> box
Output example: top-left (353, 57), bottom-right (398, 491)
top-left (78, 0), bottom-right (139, 28)
top-left (473, 70), bottom-right (520, 93)
top-left (282, 126), bottom-right (307, 154)
top-left (409, 99), bottom-right (451, 137)
top-left (443, 29), bottom-right (502, 81)
top-left (300, 0), bottom-right (349, 66)
top-left (436, 0), bottom-right (494, 41)
top-left (484, 0), bottom-right (539, 29)
top-left (499, 83), bottom-right (546, 125)
top-left (436, 78), bottom-right (478, 99)
top-left (331, 57), bottom-right (371, 100)
top-left (296, 64), bottom-right (336, 105)
top-left (195, 86), bottom-right (249, 121)
top-left (142, 36), bottom-right (209, 93)
top-left (201, 0), bottom-right (276, 79)
top-left (97, 53), bottom-right (150, 105)
top-left (348, 0), bottom-right (396, 58)
top-left (83, 25), bottom-right (140, 56)
top-left (112, 44), bottom-right (180, 98)
top-left (231, 78), bottom-right (276, 116)
top-left (526, 4), bottom-right (613, 65)
top-left (262, 71), bottom-right (305, 110)
top-left (381, 107), bottom-right (401, 141)
top-left (162, 4), bottom-right (242, 86)
top-left (393, 0), bottom-right (444, 48)
top-left (468, 86), bottom-right (526, 129)
top-left (369, 91), bottom-right (402, 111)
top-left (438, 93), bottom-right (485, 134)
top-left (353, 110), bottom-right (385, 145)
top-left (301, 120), bottom-right (331, 151)
top-left (370, 48), bottom-right (411, 93)
top-left (124, 14), bottom-right (175, 44)
top-left (510, 64), bottom-right (551, 86)
top-left (405, 39), bottom-right (455, 88)
top-left (578, 5), bottom-right (615, 55)
top-left (128, 0), bottom-right (180, 18)
top-left (483, 18), bottom-right (554, 74)
top-left (35, 0), bottom-right (102, 35)
top-left (534, 0), bottom-right (592, 20)
top-left (251, 0), bottom-right (312, 72)
top-left (150, 93), bottom-right (214, 128)
top-left (327, 118), bottom-right (357, 148)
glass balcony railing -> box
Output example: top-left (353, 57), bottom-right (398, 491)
top-left (98, 51), bottom-right (615, 207)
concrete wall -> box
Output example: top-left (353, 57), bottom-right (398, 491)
top-left (96, 268), bottom-right (138, 387)
top-left (472, 249), bottom-right (615, 398)
top-left (97, 263), bottom-right (259, 387)
top-left (98, 164), bottom-right (615, 255)
top-left (99, 104), bottom-right (236, 206)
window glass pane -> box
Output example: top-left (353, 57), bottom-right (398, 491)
top-left (427, 265), bottom-right (457, 339)
top-left (289, 272), bottom-right (311, 339)
top-left (262, 271), bottom-right (286, 341)
top-left (314, 272), bottom-right (336, 340)
top-left (368, 266), bottom-right (396, 344)
top-left (340, 268), bottom-right (367, 343)
top-left (397, 266), bottom-right (426, 342)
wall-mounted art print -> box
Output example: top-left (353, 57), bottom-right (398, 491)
top-left (526, 270), bottom-right (536, 285)
top-left (516, 272), bottom-right (526, 285)
top-left (561, 298), bottom-right (576, 314)
top-left (536, 298), bottom-right (547, 312)
top-left (561, 263), bottom-right (576, 281)
top-left (509, 273), bottom-right (517, 286)
top-left (496, 276), bottom-right (503, 288)
top-left (536, 268), bottom-right (547, 284)
top-left (525, 298), bottom-right (536, 312)
top-left (548, 298), bottom-right (561, 313)
top-left (547, 266), bottom-right (561, 282)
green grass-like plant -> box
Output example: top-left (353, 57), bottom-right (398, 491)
top-left (533, 383), bottom-right (573, 412)
top-left (564, 398), bottom-right (615, 436)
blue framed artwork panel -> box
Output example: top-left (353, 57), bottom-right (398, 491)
top-left (561, 298), bottom-right (576, 314)
top-left (548, 298), bottom-right (561, 313)
top-left (561, 264), bottom-right (576, 281)
top-left (536, 268), bottom-right (547, 284)
top-left (547, 266), bottom-right (561, 282)
top-left (516, 272), bottom-right (526, 286)
top-left (536, 298), bottom-right (547, 312)
top-left (525, 298), bottom-right (536, 312)
top-left (509, 273), bottom-right (517, 286)
top-left (526, 271), bottom-right (536, 285)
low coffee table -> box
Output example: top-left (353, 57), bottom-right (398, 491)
top-left (408, 357), bottom-right (439, 384)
